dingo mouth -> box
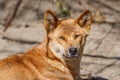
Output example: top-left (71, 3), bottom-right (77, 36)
top-left (63, 53), bottom-right (79, 59)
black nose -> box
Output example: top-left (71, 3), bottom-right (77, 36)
top-left (69, 48), bottom-right (77, 55)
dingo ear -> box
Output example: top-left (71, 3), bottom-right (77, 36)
top-left (44, 10), bottom-right (58, 32)
top-left (76, 10), bottom-right (92, 32)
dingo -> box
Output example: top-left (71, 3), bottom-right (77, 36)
top-left (0, 10), bottom-right (92, 80)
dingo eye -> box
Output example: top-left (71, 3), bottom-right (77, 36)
top-left (75, 35), bottom-right (80, 39)
top-left (59, 36), bottom-right (65, 40)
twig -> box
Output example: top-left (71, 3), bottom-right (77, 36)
top-left (3, 0), bottom-right (22, 32)
top-left (92, 0), bottom-right (120, 14)
top-left (85, 24), bottom-right (114, 54)
top-left (83, 54), bottom-right (120, 60)
top-left (2, 36), bottom-right (39, 44)
top-left (0, 31), bottom-right (7, 37)
top-left (0, 31), bottom-right (39, 44)
top-left (95, 60), bottom-right (117, 74)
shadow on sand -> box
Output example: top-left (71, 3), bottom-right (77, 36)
top-left (82, 76), bottom-right (108, 80)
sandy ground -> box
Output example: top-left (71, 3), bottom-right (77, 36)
top-left (0, 0), bottom-right (120, 80)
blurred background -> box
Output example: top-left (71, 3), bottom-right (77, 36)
top-left (0, 0), bottom-right (120, 80)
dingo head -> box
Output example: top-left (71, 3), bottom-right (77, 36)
top-left (44, 10), bottom-right (92, 60)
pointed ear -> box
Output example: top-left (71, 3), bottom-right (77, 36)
top-left (76, 10), bottom-right (92, 32)
top-left (44, 10), bottom-right (58, 33)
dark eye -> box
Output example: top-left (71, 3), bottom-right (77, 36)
top-left (59, 36), bottom-right (65, 40)
top-left (75, 34), bottom-right (80, 39)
